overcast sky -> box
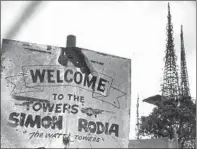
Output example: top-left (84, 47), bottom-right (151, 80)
top-left (1, 1), bottom-right (196, 139)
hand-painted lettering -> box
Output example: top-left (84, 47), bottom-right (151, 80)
top-left (78, 118), bottom-right (119, 137)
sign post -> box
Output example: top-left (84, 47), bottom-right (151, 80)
top-left (64, 35), bottom-right (76, 148)
top-left (1, 37), bottom-right (131, 148)
top-left (66, 35), bottom-right (76, 47)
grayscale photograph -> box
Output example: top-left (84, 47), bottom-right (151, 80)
top-left (1, 1), bottom-right (196, 148)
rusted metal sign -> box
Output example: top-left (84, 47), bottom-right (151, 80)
top-left (1, 39), bottom-right (131, 148)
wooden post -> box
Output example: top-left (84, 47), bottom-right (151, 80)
top-left (66, 35), bottom-right (76, 47)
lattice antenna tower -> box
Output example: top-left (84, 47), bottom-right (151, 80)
top-left (180, 25), bottom-right (191, 98)
top-left (161, 3), bottom-right (180, 100)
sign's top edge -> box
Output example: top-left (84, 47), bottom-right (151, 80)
top-left (81, 47), bottom-right (131, 61)
top-left (2, 38), bottom-right (131, 61)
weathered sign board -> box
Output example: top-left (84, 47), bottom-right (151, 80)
top-left (1, 39), bottom-right (131, 148)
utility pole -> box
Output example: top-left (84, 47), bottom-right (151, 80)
top-left (136, 94), bottom-right (140, 140)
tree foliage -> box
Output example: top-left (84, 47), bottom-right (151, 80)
top-left (139, 97), bottom-right (196, 148)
